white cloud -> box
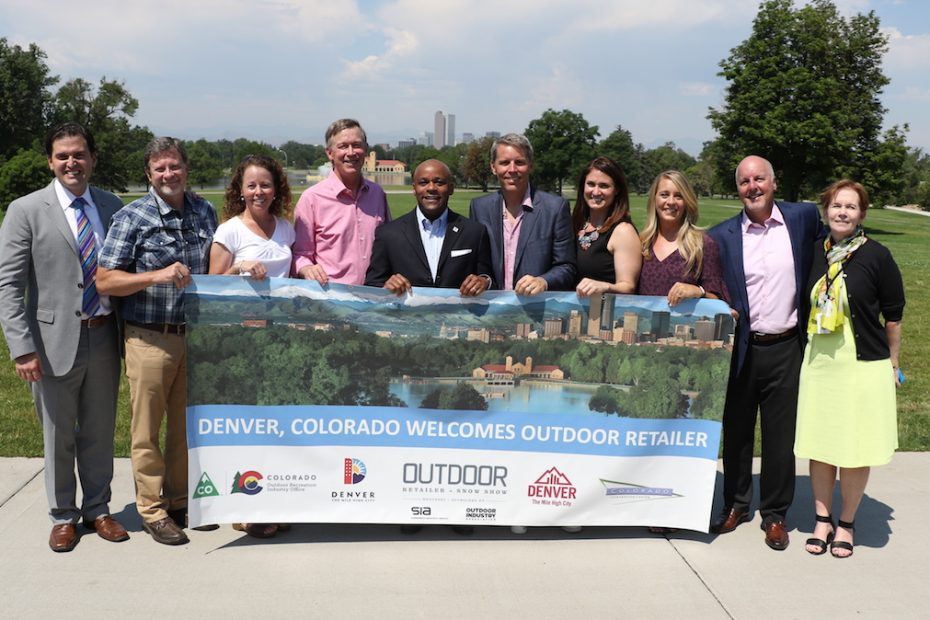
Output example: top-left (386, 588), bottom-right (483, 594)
top-left (884, 27), bottom-right (930, 70)
top-left (342, 28), bottom-right (419, 80)
top-left (680, 82), bottom-right (714, 96)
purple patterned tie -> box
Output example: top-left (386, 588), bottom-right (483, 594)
top-left (71, 197), bottom-right (100, 317)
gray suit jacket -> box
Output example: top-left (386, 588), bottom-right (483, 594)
top-left (0, 181), bottom-right (123, 376)
top-left (468, 186), bottom-right (577, 290)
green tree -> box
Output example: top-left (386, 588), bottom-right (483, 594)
top-left (463, 136), bottom-right (494, 191)
top-left (0, 148), bottom-right (50, 209)
top-left (186, 139), bottom-right (224, 189)
top-left (641, 142), bottom-right (697, 189)
top-left (708, 0), bottom-right (903, 201)
top-left (49, 77), bottom-right (150, 191)
top-left (0, 39), bottom-right (57, 162)
top-left (524, 108), bottom-right (599, 195)
top-left (598, 126), bottom-right (646, 193)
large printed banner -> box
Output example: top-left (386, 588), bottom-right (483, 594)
top-left (185, 276), bottom-right (735, 531)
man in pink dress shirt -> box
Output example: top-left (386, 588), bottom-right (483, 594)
top-left (293, 119), bottom-right (390, 284)
top-left (709, 155), bottom-right (823, 550)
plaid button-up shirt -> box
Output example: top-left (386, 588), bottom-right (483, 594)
top-left (99, 189), bottom-right (216, 324)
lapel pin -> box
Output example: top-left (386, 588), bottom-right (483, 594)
top-left (453, 226), bottom-right (459, 232)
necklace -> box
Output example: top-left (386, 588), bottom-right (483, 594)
top-left (577, 223), bottom-right (599, 251)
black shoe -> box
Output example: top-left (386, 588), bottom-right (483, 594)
top-left (167, 508), bottom-right (187, 529)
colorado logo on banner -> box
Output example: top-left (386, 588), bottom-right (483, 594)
top-left (185, 277), bottom-right (733, 531)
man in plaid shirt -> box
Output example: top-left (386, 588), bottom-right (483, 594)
top-left (98, 137), bottom-right (216, 546)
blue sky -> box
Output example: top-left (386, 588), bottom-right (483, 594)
top-left (3, 0), bottom-right (930, 155)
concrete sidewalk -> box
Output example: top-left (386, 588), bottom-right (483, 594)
top-left (1, 454), bottom-right (927, 619)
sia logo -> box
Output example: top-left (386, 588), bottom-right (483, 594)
top-left (344, 458), bottom-right (367, 484)
top-left (231, 470), bottom-right (264, 495)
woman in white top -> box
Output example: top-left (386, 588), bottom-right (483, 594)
top-left (210, 154), bottom-right (294, 280)
top-left (209, 155), bottom-right (293, 540)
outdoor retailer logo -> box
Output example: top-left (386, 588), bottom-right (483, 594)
top-left (344, 458), bottom-right (367, 484)
top-left (231, 470), bottom-right (264, 495)
top-left (192, 472), bottom-right (219, 499)
top-left (528, 467), bottom-right (577, 504)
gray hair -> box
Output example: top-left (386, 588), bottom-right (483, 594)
top-left (325, 118), bottom-right (368, 149)
top-left (490, 133), bottom-right (534, 165)
top-left (144, 137), bottom-right (188, 170)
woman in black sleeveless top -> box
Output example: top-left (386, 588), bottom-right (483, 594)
top-left (573, 157), bottom-right (641, 297)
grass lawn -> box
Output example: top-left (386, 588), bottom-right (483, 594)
top-left (0, 190), bottom-right (927, 455)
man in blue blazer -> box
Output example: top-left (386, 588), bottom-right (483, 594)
top-left (708, 155), bottom-right (824, 550)
top-left (366, 159), bottom-right (494, 296)
top-left (468, 134), bottom-right (576, 295)
top-left (0, 123), bottom-right (127, 552)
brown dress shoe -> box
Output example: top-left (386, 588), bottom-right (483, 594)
top-left (143, 517), bottom-right (189, 545)
top-left (87, 515), bottom-right (129, 542)
top-left (49, 523), bottom-right (79, 553)
top-left (764, 519), bottom-right (790, 551)
top-left (711, 508), bottom-right (750, 534)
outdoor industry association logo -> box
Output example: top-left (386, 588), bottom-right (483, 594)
top-left (231, 470), bottom-right (264, 495)
top-left (192, 472), bottom-right (219, 499)
top-left (344, 458), bottom-right (367, 484)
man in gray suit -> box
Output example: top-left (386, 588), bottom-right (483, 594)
top-left (0, 122), bottom-right (127, 552)
top-left (468, 133), bottom-right (576, 295)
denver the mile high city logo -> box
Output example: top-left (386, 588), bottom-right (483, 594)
top-left (528, 467), bottom-right (576, 506)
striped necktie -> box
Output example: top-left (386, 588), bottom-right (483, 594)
top-left (71, 197), bottom-right (100, 317)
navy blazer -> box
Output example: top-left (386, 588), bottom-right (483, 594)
top-left (365, 209), bottom-right (495, 289)
top-left (708, 201), bottom-right (824, 377)
top-left (468, 186), bottom-right (577, 291)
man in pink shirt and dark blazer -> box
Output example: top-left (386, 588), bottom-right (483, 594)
top-left (468, 133), bottom-right (576, 295)
top-left (708, 155), bottom-right (824, 551)
top-left (293, 119), bottom-right (390, 285)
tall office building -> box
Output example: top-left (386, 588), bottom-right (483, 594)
top-left (446, 114), bottom-right (456, 146)
top-left (651, 311), bottom-right (671, 339)
top-left (434, 111), bottom-right (446, 149)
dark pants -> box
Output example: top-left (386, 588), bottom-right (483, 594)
top-left (721, 336), bottom-right (802, 523)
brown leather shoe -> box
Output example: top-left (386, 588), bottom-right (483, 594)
top-left (143, 517), bottom-right (189, 545)
top-left (764, 519), bottom-right (790, 551)
top-left (87, 515), bottom-right (129, 542)
top-left (711, 508), bottom-right (750, 534)
top-left (49, 523), bottom-right (79, 552)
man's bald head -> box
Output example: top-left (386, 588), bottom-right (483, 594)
top-left (412, 159), bottom-right (455, 220)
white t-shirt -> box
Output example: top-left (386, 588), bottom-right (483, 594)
top-left (212, 215), bottom-right (296, 278)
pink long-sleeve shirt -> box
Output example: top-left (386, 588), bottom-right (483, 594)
top-left (291, 172), bottom-right (390, 284)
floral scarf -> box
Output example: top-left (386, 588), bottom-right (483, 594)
top-left (807, 226), bottom-right (867, 335)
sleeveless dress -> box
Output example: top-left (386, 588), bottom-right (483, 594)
top-left (576, 222), bottom-right (618, 282)
top-left (794, 287), bottom-right (898, 467)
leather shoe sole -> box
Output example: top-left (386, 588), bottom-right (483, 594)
top-left (84, 515), bottom-right (129, 542)
top-left (49, 523), bottom-right (79, 553)
top-left (764, 520), bottom-right (790, 551)
top-left (711, 508), bottom-right (750, 534)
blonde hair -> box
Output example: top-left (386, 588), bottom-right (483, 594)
top-left (640, 170), bottom-right (706, 279)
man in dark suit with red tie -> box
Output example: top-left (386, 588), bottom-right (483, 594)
top-left (365, 159), bottom-right (494, 296)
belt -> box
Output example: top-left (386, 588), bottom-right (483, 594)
top-left (126, 320), bottom-right (186, 336)
top-left (751, 326), bottom-right (798, 344)
top-left (81, 314), bottom-right (112, 328)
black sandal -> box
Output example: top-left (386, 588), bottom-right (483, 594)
top-left (806, 514), bottom-right (835, 556)
top-left (830, 519), bottom-right (855, 558)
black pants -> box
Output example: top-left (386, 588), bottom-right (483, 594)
top-left (721, 336), bottom-right (802, 523)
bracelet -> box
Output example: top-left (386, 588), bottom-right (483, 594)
top-left (698, 285), bottom-right (706, 298)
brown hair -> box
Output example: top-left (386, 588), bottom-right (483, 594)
top-left (223, 155), bottom-right (292, 220)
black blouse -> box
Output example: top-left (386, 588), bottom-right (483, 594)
top-left (804, 238), bottom-right (904, 361)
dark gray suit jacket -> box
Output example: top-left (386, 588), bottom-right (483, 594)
top-left (0, 181), bottom-right (123, 375)
top-left (365, 209), bottom-right (495, 289)
top-left (468, 186), bottom-right (576, 290)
